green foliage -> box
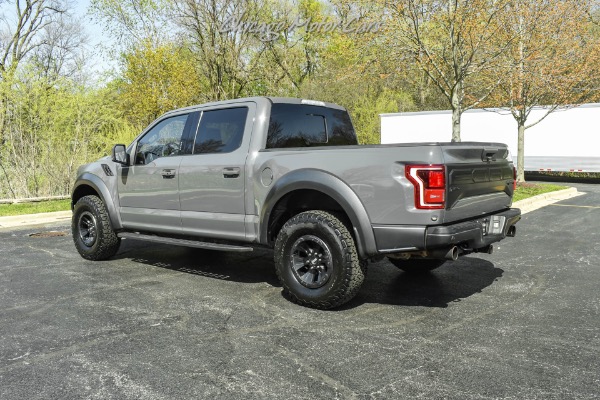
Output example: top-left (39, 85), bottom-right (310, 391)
top-left (118, 40), bottom-right (204, 125)
top-left (298, 15), bottom-right (415, 144)
top-left (89, 0), bottom-right (168, 45)
top-left (350, 89), bottom-right (410, 144)
top-left (0, 68), bottom-right (137, 199)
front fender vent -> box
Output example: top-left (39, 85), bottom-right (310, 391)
top-left (101, 164), bottom-right (114, 177)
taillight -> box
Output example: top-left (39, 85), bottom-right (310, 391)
top-left (513, 166), bottom-right (517, 191)
top-left (406, 164), bottom-right (446, 210)
top-left (428, 170), bottom-right (445, 188)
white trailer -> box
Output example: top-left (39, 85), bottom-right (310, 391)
top-left (380, 104), bottom-right (600, 172)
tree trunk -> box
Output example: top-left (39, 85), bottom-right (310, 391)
top-left (451, 103), bottom-right (461, 142)
top-left (450, 76), bottom-right (464, 142)
top-left (517, 122), bottom-right (526, 182)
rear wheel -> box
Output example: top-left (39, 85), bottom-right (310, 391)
top-left (72, 195), bottom-right (121, 260)
top-left (388, 258), bottom-right (446, 274)
top-left (274, 210), bottom-right (366, 309)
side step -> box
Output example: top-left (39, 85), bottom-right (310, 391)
top-left (117, 232), bottom-right (254, 253)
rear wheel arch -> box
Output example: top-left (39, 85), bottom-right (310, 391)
top-left (260, 169), bottom-right (377, 258)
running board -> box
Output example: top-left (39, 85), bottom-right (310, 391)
top-left (117, 232), bottom-right (254, 252)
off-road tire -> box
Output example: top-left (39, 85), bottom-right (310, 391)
top-left (388, 258), bottom-right (446, 273)
top-left (72, 195), bottom-right (120, 260)
top-left (274, 210), bottom-right (366, 309)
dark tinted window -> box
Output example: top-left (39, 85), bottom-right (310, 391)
top-left (193, 107), bottom-right (248, 154)
top-left (266, 103), bottom-right (357, 149)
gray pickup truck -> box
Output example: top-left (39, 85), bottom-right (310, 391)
top-left (71, 97), bottom-right (520, 309)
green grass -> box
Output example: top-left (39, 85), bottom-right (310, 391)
top-left (513, 183), bottom-right (566, 202)
top-left (0, 199), bottom-right (71, 217)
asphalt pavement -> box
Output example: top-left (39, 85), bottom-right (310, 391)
top-left (0, 183), bottom-right (598, 399)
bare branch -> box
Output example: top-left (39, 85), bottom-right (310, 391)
top-left (1, 0), bottom-right (68, 75)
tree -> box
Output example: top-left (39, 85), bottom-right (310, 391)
top-left (261, 0), bottom-right (328, 94)
top-left (298, 1), bottom-right (415, 144)
top-left (0, 70), bottom-right (131, 198)
top-left (168, 0), bottom-right (270, 100)
top-left (0, 0), bottom-right (80, 198)
top-left (490, 0), bottom-right (600, 182)
top-left (382, 0), bottom-right (513, 141)
top-left (118, 40), bottom-right (205, 125)
top-left (89, 0), bottom-right (168, 47)
top-left (0, 0), bottom-right (68, 77)
top-left (30, 10), bottom-right (87, 82)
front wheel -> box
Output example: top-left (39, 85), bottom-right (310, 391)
top-left (72, 195), bottom-right (121, 260)
top-left (274, 210), bottom-right (366, 309)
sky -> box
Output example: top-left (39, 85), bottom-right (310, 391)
top-left (73, 0), bottom-right (118, 76)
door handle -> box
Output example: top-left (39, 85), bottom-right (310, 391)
top-left (161, 169), bottom-right (176, 179)
top-left (223, 167), bottom-right (240, 178)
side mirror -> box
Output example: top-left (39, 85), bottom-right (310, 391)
top-left (112, 144), bottom-right (130, 165)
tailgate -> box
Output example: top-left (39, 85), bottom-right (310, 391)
top-left (441, 142), bottom-right (515, 223)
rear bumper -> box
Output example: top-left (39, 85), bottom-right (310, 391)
top-left (374, 208), bottom-right (521, 254)
top-left (425, 208), bottom-right (521, 249)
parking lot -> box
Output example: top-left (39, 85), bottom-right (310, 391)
top-left (1, 183), bottom-right (598, 399)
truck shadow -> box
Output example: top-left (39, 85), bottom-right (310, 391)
top-left (113, 241), bottom-right (502, 309)
top-left (113, 240), bottom-right (281, 286)
top-left (345, 257), bottom-right (503, 309)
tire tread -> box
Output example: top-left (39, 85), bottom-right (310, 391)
top-left (274, 210), bottom-right (366, 309)
top-left (72, 195), bottom-right (120, 260)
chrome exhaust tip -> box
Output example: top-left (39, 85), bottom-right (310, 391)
top-left (429, 246), bottom-right (459, 261)
top-left (448, 246), bottom-right (459, 261)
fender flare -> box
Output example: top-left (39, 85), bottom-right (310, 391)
top-left (72, 173), bottom-right (122, 230)
top-left (260, 169), bottom-right (377, 258)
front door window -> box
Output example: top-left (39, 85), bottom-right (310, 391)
top-left (136, 114), bottom-right (188, 165)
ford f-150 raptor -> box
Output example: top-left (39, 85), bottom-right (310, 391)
top-left (71, 97), bottom-right (520, 309)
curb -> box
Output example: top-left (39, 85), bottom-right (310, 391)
top-left (0, 210), bottom-right (72, 229)
top-left (513, 187), bottom-right (582, 215)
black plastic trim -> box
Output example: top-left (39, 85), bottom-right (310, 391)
top-left (375, 208), bottom-right (521, 254)
top-left (426, 208), bottom-right (521, 249)
top-left (260, 169), bottom-right (377, 258)
top-left (373, 225), bottom-right (426, 253)
top-left (72, 173), bottom-right (123, 230)
top-left (101, 164), bottom-right (113, 177)
top-left (180, 111), bottom-right (200, 155)
top-left (118, 232), bottom-right (253, 252)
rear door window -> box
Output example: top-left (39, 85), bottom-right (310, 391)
top-left (193, 107), bottom-right (249, 154)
